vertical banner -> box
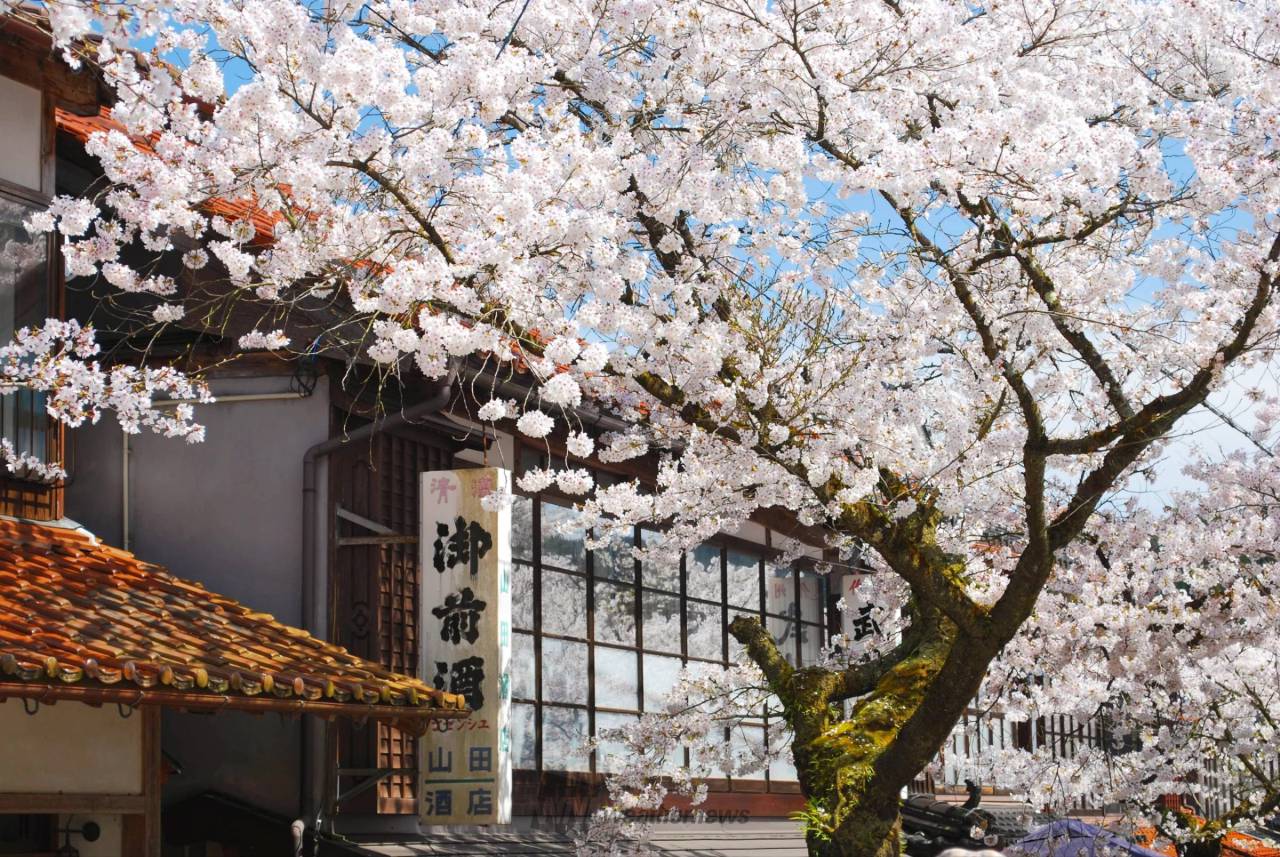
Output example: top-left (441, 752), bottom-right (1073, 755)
top-left (840, 573), bottom-right (885, 648)
top-left (420, 467), bottom-right (512, 825)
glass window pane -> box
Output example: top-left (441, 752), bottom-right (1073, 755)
top-left (542, 502), bottom-right (586, 571)
top-left (542, 570), bottom-right (587, 638)
top-left (513, 631), bottom-right (536, 700)
top-left (766, 564), bottom-right (797, 618)
top-left (512, 495), bottom-right (534, 562)
top-left (798, 570), bottom-right (823, 624)
top-left (728, 630), bottom-right (745, 663)
top-left (0, 196), bottom-right (47, 339)
top-left (0, 197), bottom-right (48, 459)
top-left (642, 592), bottom-right (681, 654)
top-left (512, 702), bottom-right (537, 770)
top-left (594, 580), bottom-right (636, 645)
top-left (686, 601), bottom-right (722, 662)
top-left (595, 711), bottom-right (639, 774)
top-left (690, 731), bottom-right (725, 778)
top-left (799, 622), bottom-right (823, 667)
top-left (726, 550), bottom-right (761, 610)
top-left (731, 724), bottom-right (767, 780)
top-left (594, 645), bottom-right (639, 710)
top-left (767, 614), bottom-right (798, 666)
top-left (640, 528), bottom-right (680, 593)
top-left (542, 639), bottom-right (589, 703)
top-left (687, 544), bottom-right (721, 602)
top-left (643, 654), bottom-right (683, 712)
top-left (513, 561), bottom-right (534, 630)
top-left (594, 531), bottom-right (636, 583)
top-left (542, 706), bottom-right (591, 772)
top-left (768, 727), bottom-right (797, 782)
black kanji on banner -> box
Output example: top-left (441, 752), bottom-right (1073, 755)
top-left (432, 517), bottom-right (494, 575)
top-left (432, 586), bottom-right (487, 644)
top-left (432, 656), bottom-right (487, 710)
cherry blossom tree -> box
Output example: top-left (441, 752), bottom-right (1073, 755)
top-left (7, 0), bottom-right (1280, 854)
top-left (975, 442), bottom-right (1280, 857)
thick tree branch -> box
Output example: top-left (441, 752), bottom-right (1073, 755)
top-left (728, 615), bottom-right (794, 691)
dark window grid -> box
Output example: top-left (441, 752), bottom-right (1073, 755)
top-left (718, 551), bottom-right (768, 787)
top-left (518, 492), bottom-right (803, 786)
top-left (585, 525), bottom-right (597, 774)
top-left (526, 700), bottom-right (643, 717)
top-left (532, 496), bottom-right (544, 773)
top-left (676, 549), bottom-right (690, 769)
top-left (537, 631), bottom-right (730, 668)
top-left (541, 558), bottom-right (588, 575)
top-left (632, 524), bottom-right (645, 730)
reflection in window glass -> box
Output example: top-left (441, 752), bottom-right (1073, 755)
top-left (543, 706), bottom-right (591, 771)
top-left (640, 528), bottom-right (680, 592)
top-left (766, 564), bottom-right (797, 617)
top-left (687, 544), bottom-right (721, 602)
top-left (728, 632), bottom-right (745, 663)
top-left (594, 645), bottom-right (638, 710)
top-left (542, 502), bottom-right (586, 570)
top-left (542, 638), bottom-right (589, 703)
top-left (767, 614), bottom-right (798, 665)
top-left (512, 562), bottom-right (534, 630)
top-left (0, 196), bottom-right (48, 463)
top-left (643, 654), bottom-right (682, 712)
top-left (798, 570), bottom-right (823, 623)
top-left (686, 601), bottom-right (722, 661)
top-left (594, 531), bottom-right (636, 583)
top-left (512, 703), bottom-right (537, 770)
top-left (512, 495), bottom-right (535, 562)
top-left (731, 724), bottom-right (768, 780)
top-left (768, 728), bottom-right (797, 781)
top-left (726, 550), bottom-right (761, 610)
top-left (594, 580), bottom-right (636, 645)
top-left (642, 592), bottom-right (681, 653)
top-left (512, 631), bottom-right (536, 700)
top-left (595, 711), bottom-right (639, 774)
top-left (799, 623), bottom-right (823, 666)
top-left (541, 570), bottom-right (587, 638)
top-left (510, 474), bottom-right (818, 784)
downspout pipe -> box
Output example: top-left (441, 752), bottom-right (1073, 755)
top-left (298, 368), bottom-right (456, 836)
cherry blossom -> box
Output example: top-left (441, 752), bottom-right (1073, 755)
top-left (6, 0), bottom-right (1280, 852)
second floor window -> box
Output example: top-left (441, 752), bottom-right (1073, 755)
top-left (0, 191), bottom-right (53, 479)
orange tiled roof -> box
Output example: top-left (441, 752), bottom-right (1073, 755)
top-left (0, 518), bottom-right (466, 729)
top-left (1225, 831), bottom-right (1280, 857)
top-left (55, 107), bottom-right (282, 246)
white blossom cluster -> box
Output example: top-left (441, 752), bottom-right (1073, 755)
top-left (6, 0), bottom-right (1280, 844)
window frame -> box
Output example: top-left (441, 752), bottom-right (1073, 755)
top-left (510, 442), bottom-right (830, 792)
top-left (0, 165), bottom-right (64, 514)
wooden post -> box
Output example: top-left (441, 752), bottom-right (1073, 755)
top-left (143, 706), bottom-right (162, 855)
top-left (125, 707), bottom-right (162, 855)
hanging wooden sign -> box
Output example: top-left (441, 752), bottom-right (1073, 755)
top-left (419, 467), bottom-right (512, 825)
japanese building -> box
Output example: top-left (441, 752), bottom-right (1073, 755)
top-left (0, 14), bottom-right (465, 856)
top-left (0, 11), bottom-right (1133, 856)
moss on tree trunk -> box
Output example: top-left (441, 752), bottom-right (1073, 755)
top-left (733, 609), bottom-right (967, 857)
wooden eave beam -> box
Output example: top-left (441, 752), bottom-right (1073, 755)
top-left (0, 19), bottom-right (107, 115)
top-left (0, 680), bottom-right (470, 733)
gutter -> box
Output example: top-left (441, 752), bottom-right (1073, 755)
top-left (298, 368), bottom-right (456, 836)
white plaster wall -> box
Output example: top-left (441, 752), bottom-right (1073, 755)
top-left (0, 699), bottom-right (142, 793)
top-left (0, 76), bottom-right (42, 191)
top-left (66, 375), bottom-right (332, 818)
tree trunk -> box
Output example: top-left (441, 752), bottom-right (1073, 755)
top-left (728, 582), bottom-right (1014, 857)
top-left (812, 803), bottom-right (902, 857)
